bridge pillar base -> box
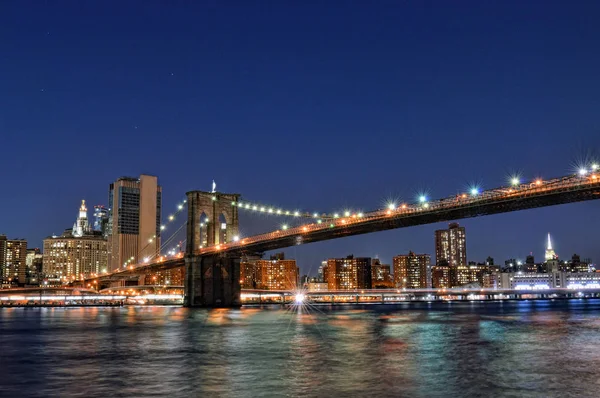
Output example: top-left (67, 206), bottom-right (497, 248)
top-left (184, 254), bottom-right (241, 308)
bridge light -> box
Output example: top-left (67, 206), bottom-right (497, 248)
top-left (160, 225), bottom-right (165, 230)
top-left (535, 179), bottom-right (542, 185)
top-left (231, 201), bottom-right (236, 205)
top-left (276, 209), bottom-right (282, 214)
top-left (148, 238), bottom-right (153, 243)
top-left (388, 203), bottom-right (396, 210)
top-left (511, 177), bottom-right (520, 186)
top-left (245, 203), bottom-right (250, 209)
top-left (470, 187), bottom-right (479, 196)
top-left (401, 204), bottom-right (407, 209)
top-left (294, 211), bottom-right (300, 217)
top-left (285, 210), bottom-right (290, 215)
top-left (295, 294), bottom-right (305, 304)
top-left (169, 215), bottom-right (174, 221)
top-left (592, 164), bottom-right (599, 171)
top-left (212, 196), bottom-right (216, 201)
top-left (260, 207), bottom-right (266, 212)
top-left (357, 213), bottom-right (363, 217)
top-left (317, 219), bottom-right (322, 224)
top-left (333, 213), bottom-right (339, 218)
top-left (178, 204), bottom-right (183, 210)
top-left (423, 203), bottom-right (430, 208)
top-left (233, 235), bottom-right (240, 242)
top-left (282, 224), bottom-right (288, 230)
top-left (344, 211), bottom-right (350, 217)
top-left (579, 168), bottom-right (588, 176)
top-left (268, 208), bottom-right (273, 213)
top-left (419, 195), bottom-right (427, 203)
top-left (302, 226), bottom-right (308, 232)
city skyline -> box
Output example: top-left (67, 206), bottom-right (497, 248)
top-left (2, 2), bottom-right (600, 276)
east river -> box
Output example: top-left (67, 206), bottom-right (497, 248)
top-left (1, 300), bottom-right (600, 397)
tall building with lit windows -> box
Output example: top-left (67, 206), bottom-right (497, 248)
top-left (393, 252), bottom-right (431, 289)
top-left (107, 175), bottom-right (161, 271)
top-left (326, 255), bottom-right (372, 290)
top-left (0, 235), bottom-right (27, 286)
top-left (254, 253), bottom-right (299, 290)
top-left (43, 200), bottom-right (108, 282)
top-left (435, 223), bottom-right (467, 269)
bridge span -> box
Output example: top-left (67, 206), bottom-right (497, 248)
top-left (86, 172), bottom-right (600, 307)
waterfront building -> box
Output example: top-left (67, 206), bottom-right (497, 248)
top-left (371, 259), bottom-right (393, 288)
top-left (145, 267), bottom-right (185, 286)
top-left (568, 254), bottom-right (590, 273)
top-left (326, 255), bottom-right (371, 290)
top-left (453, 264), bottom-right (490, 287)
top-left (435, 223), bottom-right (467, 288)
top-left (43, 201), bottom-right (108, 281)
top-left (253, 253), bottom-right (299, 290)
top-left (498, 271), bottom-right (600, 289)
top-left (0, 235), bottom-right (27, 286)
top-left (107, 175), bottom-right (162, 271)
top-left (393, 252), bottom-right (431, 289)
top-left (432, 265), bottom-right (451, 288)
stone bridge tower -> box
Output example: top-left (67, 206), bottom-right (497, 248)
top-left (184, 190), bottom-right (241, 307)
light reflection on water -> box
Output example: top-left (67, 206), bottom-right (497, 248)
top-left (1, 300), bottom-right (600, 398)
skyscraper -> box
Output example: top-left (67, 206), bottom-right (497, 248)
top-left (435, 223), bottom-right (467, 268)
top-left (93, 205), bottom-right (109, 236)
top-left (545, 233), bottom-right (557, 261)
top-left (107, 175), bottom-right (162, 271)
top-left (393, 252), bottom-right (431, 289)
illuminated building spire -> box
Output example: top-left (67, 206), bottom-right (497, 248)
top-left (545, 233), bottom-right (556, 261)
top-left (73, 199), bottom-right (89, 237)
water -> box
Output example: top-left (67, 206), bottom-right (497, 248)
top-left (2, 300), bottom-right (600, 398)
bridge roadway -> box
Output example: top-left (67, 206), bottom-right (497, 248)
top-left (89, 173), bottom-right (600, 283)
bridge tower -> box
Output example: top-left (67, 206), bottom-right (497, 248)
top-left (184, 190), bottom-right (242, 307)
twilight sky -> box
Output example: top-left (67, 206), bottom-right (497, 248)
top-left (1, 1), bottom-right (599, 275)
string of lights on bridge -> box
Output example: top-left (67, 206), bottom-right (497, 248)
top-left (121, 198), bottom-right (189, 269)
top-left (96, 162), bottom-right (599, 278)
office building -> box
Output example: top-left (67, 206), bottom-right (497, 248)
top-left (43, 200), bottom-right (108, 281)
top-left (435, 223), bottom-right (467, 269)
top-left (326, 255), bottom-right (371, 290)
top-left (393, 252), bottom-right (431, 289)
top-left (107, 175), bottom-right (162, 271)
top-left (0, 235), bottom-right (27, 286)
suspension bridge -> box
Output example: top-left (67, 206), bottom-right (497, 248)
top-left (84, 165), bottom-right (600, 307)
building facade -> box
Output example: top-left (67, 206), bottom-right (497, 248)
top-left (435, 223), bottom-right (467, 269)
top-left (93, 205), bottom-right (109, 237)
top-left (254, 253), bottom-right (299, 290)
top-left (371, 259), bottom-right (393, 288)
top-left (43, 200), bottom-right (108, 282)
top-left (0, 235), bottom-right (27, 286)
top-left (326, 255), bottom-right (371, 290)
top-left (393, 252), bottom-right (431, 289)
top-left (107, 175), bottom-right (162, 271)
top-left (432, 265), bottom-right (451, 288)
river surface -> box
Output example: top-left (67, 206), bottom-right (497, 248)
top-left (1, 300), bottom-right (600, 398)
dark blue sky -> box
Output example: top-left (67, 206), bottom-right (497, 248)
top-left (1, 1), bottom-right (599, 274)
